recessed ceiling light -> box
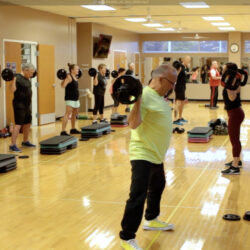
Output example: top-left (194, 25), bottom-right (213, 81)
top-left (180, 2), bottom-right (210, 8)
top-left (125, 18), bottom-right (147, 22)
top-left (211, 22), bottom-right (231, 26)
top-left (81, 5), bottom-right (116, 11)
top-left (157, 28), bottom-right (175, 31)
top-left (142, 23), bottom-right (163, 27)
top-left (218, 27), bottom-right (236, 31)
top-left (202, 16), bottom-right (224, 21)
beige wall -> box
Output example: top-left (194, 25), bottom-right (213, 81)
top-left (77, 22), bottom-right (93, 112)
top-left (77, 23), bottom-right (140, 110)
top-left (0, 5), bottom-right (77, 128)
top-left (228, 32), bottom-right (242, 66)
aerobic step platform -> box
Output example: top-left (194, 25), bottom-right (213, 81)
top-left (0, 154), bottom-right (17, 173)
top-left (81, 123), bottom-right (111, 138)
top-left (40, 135), bottom-right (78, 154)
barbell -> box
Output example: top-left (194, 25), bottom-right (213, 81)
top-left (221, 68), bottom-right (248, 90)
top-left (113, 75), bottom-right (142, 104)
top-left (57, 69), bottom-right (83, 80)
top-left (88, 68), bottom-right (119, 78)
top-left (1, 68), bottom-right (37, 81)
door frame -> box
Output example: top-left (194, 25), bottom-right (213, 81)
top-left (2, 39), bottom-right (38, 127)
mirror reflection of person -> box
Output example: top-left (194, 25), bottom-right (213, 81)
top-left (209, 61), bottom-right (221, 109)
top-left (191, 67), bottom-right (199, 83)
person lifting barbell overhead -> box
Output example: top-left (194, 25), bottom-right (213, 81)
top-left (109, 68), bottom-right (126, 115)
top-left (6, 63), bottom-right (37, 153)
top-left (90, 64), bottom-right (108, 124)
top-left (221, 62), bottom-right (248, 175)
top-left (60, 63), bottom-right (81, 136)
top-left (119, 65), bottom-right (177, 250)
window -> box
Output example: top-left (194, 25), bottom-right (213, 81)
top-left (245, 40), bottom-right (250, 53)
top-left (143, 40), bottom-right (227, 53)
top-left (143, 41), bottom-right (169, 53)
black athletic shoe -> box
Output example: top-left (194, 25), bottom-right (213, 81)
top-left (225, 160), bottom-right (243, 168)
top-left (60, 131), bottom-right (70, 136)
top-left (70, 128), bottom-right (81, 134)
top-left (100, 119), bottom-right (108, 123)
top-left (221, 166), bottom-right (240, 175)
top-left (92, 120), bottom-right (98, 124)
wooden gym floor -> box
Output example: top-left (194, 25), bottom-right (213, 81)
top-left (0, 101), bottom-right (250, 250)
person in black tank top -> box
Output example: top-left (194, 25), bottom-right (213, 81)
top-left (61, 63), bottom-right (81, 136)
top-left (92, 63), bottom-right (108, 124)
top-left (9, 63), bottom-right (37, 153)
top-left (221, 62), bottom-right (245, 175)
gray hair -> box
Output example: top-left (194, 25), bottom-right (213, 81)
top-left (128, 62), bottom-right (134, 68)
top-left (22, 63), bottom-right (36, 71)
top-left (151, 64), bottom-right (176, 79)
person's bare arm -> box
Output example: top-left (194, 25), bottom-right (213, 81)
top-left (93, 74), bottom-right (98, 86)
top-left (128, 98), bottom-right (142, 129)
top-left (61, 74), bottom-right (72, 88)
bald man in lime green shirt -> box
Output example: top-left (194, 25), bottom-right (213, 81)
top-left (120, 65), bottom-right (178, 250)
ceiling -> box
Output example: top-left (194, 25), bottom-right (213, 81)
top-left (2, 0), bottom-right (250, 34)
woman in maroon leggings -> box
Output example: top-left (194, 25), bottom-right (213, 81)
top-left (221, 63), bottom-right (245, 175)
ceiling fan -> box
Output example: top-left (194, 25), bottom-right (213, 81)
top-left (174, 21), bottom-right (188, 33)
top-left (145, 8), bottom-right (171, 24)
top-left (182, 33), bottom-right (208, 39)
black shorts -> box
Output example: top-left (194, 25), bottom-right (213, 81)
top-left (111, 93), bottom-right (119, 107)
top-left (175, 89), bottom-right (186, 101)
top-left (13, 107), bottom-right (32, 125)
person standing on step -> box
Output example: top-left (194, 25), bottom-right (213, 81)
top-left (221, 62), bottom-right (245, 175)
top-left (173, 56), bottom-right (191, 126)
top-left (209, 60), bottom-right (221, 109)
top-left (125, 62), bottom-right (136, 113)
top-left (61, 63), bottom-right (81, 136)
top-left (92, 64), bottom-right (108, 124)
top-left (120, 64), bottom-right (177, 250)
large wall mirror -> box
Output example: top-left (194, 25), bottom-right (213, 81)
top-left (142, 56), bottom-right (230, 85)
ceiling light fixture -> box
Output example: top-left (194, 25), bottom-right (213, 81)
top-left (125, 18), bottom-right (147, 22)
top-left (81, 5), bottom-right (116, 11)
top-left (218, 27), bottom-right (236, 31)
top-left (180, 2), bottom-right (210, 8)
top-left (202, 16), bottom-right (224, 21)
top-left (157, 28), bottom-right (175, 31)
top-left (211, 22), bottom-right (231, 26)
top-left (142, 23), bottom-right (163, 27)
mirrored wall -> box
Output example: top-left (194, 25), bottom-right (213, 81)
top-left (143, 56), bottom-right (231, 85)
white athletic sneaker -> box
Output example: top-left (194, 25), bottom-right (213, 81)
top-left (121, 239), bottom-right (143, 250)
top-left (143, 217), bottom-right (174, 231)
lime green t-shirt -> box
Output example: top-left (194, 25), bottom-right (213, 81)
top-left (129, 86), bottom-right (172, 164)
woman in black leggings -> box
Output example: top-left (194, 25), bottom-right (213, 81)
top-left (221, 63), bottom-right (245, 175)
top-left (93, 64), bottom-right (107, 124)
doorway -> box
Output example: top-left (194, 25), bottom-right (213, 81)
top-left (3, 40), bottom-right (38, 127)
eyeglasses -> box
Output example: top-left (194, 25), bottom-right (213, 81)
top-left (161, 77), bottom-right (176, 86)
